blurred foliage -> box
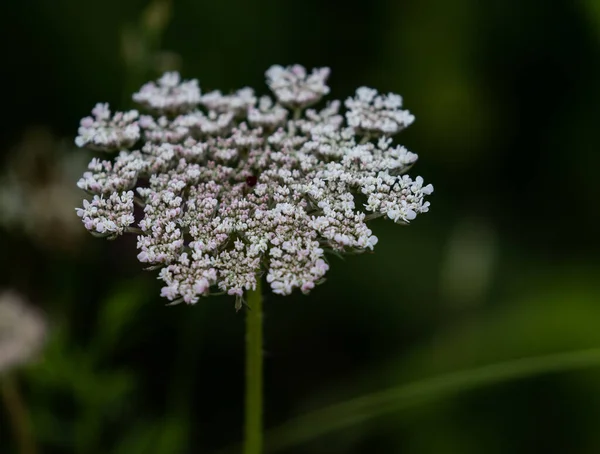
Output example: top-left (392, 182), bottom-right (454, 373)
top-left (1, 0), bottom-right (600, 453)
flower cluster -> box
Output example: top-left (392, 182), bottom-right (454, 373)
top-left (75, 64), bottom-right (433, 308)
top-left (75, 103), bottom-right (140, 151)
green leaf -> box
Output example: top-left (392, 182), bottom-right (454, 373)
top-left (261, 348), bottom-right (600, 453)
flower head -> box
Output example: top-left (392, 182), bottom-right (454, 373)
top-left (75, 64), bottom-right (433, 308)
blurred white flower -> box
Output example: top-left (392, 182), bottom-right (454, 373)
top-left (0, 291), bottom-right (47, 373)
top-left (0, 127), bottom-right (89, 251)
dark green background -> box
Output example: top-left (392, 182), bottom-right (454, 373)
top-left (1, 0), bottom-right (600, 452)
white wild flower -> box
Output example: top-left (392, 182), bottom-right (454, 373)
top-left (75, 64), bottom-right (433, 308)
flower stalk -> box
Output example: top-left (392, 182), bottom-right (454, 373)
top-left (244, 278), bottom-right (264, 454)
top-left (1, 374), bottom-right (37, 454)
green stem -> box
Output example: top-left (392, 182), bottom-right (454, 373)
top-left (244, 278), bottom-right (264, 454)
top-left (1, 374), bottom-right (37, 454)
